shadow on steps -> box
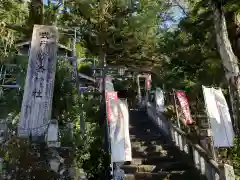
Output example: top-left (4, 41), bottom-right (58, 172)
top-left (122, 110), bottom-right (207, 180)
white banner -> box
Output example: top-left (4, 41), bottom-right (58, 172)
top-left (106, 92), bottom-right (132, 162)
top-left (119, 99), bottom-right (132, 162)
top-left (155, 88), bottom-right (164, 113)
top-left (202, 86), bottom-right (234, 147)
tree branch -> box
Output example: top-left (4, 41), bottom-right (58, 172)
top-left (2, 23), bottom-right (29, 34)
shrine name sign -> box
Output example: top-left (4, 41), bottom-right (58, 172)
top-left (18, 25), bottom-right (58, 137)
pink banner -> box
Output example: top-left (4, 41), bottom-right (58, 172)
top-left (175, 90), bottom-right (194, 125)
top-left (145, 74), bottom-right (151, 90)
top-left (105, 92), bottom-right (118, 123)
top-left (105, 92), bottom-right (132, 162)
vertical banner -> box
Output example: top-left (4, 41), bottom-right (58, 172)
top-left (155, 88), bottom-right (164, 113)
top-left (175, 90), bottom-right (194, 125)
top-left (202, 86), bottom-right (234, 147)
top-left (145, 74), bottom-right (151, 90)
top-left (105, 92), bottom-right (132, 162)
top-left (119, 99), bottom-right (132, 162)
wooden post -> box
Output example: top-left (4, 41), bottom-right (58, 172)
top-left (18, 25), bottom-right (58, 138)
top-left (72, 28), bottom-right (86, 136)
top-left (220, 164), bottom-right (236, 180)
top-left (172, 89), bottom-right (181, 128)
top-left (136, 74), bottom-right (141, 106)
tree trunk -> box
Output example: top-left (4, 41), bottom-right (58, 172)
top-left (225, 11), bottom-right (240, 60)
top-left (212, 3), bottom-right (240, 132)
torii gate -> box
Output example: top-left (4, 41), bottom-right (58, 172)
top-left (136, 74), bottom-right (151, 107)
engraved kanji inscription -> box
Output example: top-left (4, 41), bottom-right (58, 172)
top-left (36, 64), bottom-right (46, 73)
top-left (32, 88), bottom-right (43, 98)
top-left (39, 32), bottom-right (50, 38)
top-left (36, 90), bottom-right (42, 98)
top-left (40, 39), bottom-right (48, 47)
top-left (39, 77), bottom-right (44, 88)
top-left (32, 89), bottom-right (37, 97)
top-left (25, 105), bottom-right (31, 116)
top-left (34, 76), bottom-right (44, 87)
top-left (44, 102), bottom-right (48, 109)
top-left (44, 102), bottom-right (48, 113)
top-left (37, 51), bottom-right (47, 65)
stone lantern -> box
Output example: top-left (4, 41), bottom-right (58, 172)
top-left (49, 157), bottom-right (61, 173)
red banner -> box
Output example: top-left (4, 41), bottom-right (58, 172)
top-left (175, 90), bottom-right (194, 125)
top-left (105, 92), bottom-right (118, 123)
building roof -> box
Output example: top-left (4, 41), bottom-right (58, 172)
top-left (15, 40), bottom-right (72, 54)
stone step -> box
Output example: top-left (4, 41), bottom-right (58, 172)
top-left (131, 147), bottom-right (168, 157)
top-left (130, 138), bottom-right (166, 146)
top-left (131, 146), bottom-right (184, 159)
top-left (131, 148), bottom-right (168, 158)
top-left (122, 162), bottom-right (191, 174)
top-left (125, 156), bottom-right (178, 165)
top-left (125, 111), bottom-right (206, 180)
top-left (157, 163), bottom-right (192, 172)
top-left (129, 128), bottom-right (162, 135)
top-left (125, 171), bottom-right (187, 180)
top-left (121, 165), bottom-right (156, 174)
top-left (130, 123), bottom-right (160, 130)
top-left (131, 143), bottom-right (172, 151)
top-left (130, 134), bottom-right (163, 141)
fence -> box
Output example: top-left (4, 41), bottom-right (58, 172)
top-left (146, 102), bottom-right (236, 180)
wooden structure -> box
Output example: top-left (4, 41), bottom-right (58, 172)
top-left (0, 64), bottom-right (20, 88)
top-left (18, 25), bottom-right (58, 138)
top-left (136, 74), bottom-right (151, 107)
top-left (16, 40), bottom-right (71, 57)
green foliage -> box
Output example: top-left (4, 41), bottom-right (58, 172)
top-left (51, 59), bottom-right (106, 178)
top-left (0, 0), bottom-right (28, 58)
top-left (230, 138), bottom-right (240, 175)
top-left (3, 0), bottom-right (240, 178)
top-left (63, 0), bottom-right (171, 67)
top-left (156, 0), bottom-right (240, 175)
top-left (156, 1), bottom-right (225, 94)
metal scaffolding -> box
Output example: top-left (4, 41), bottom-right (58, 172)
top-left (0, 64), bottom-right (20, 89)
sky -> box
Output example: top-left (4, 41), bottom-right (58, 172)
top-left (167, 6), bottom-right (185, 27)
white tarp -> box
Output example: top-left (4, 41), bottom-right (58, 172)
top-left (155, 88), bottom-right (164, 113)
top-left (202, 86), bottom-right (234, 147)
top-left (106, 92), bottom-right (132, 162)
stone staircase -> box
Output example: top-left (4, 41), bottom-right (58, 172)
top-left (122, 110), bottom-right (207, 180)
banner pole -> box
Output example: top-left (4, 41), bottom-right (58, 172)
top-left (172, 89), bottom-right (181, 128)
top-left (72, 28), bottom-right (86, 136)
top-left (100, 48), bottom-right (113, 180)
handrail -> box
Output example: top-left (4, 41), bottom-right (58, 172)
top-left (171, 124), bottom-right (220, 174)
top-left (146, 104), bottom-right (235, 180)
